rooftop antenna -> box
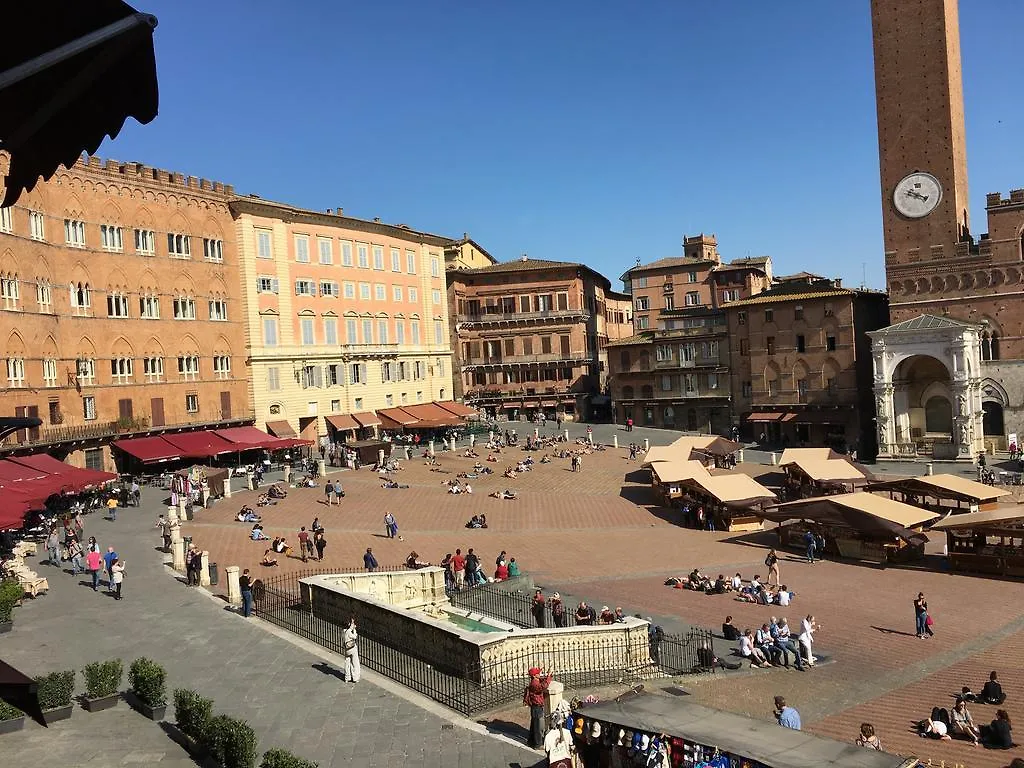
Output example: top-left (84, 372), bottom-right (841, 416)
top-left (861, 262), bottom-right (866, 289)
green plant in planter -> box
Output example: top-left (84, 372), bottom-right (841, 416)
top-left (83, 659), bottom-right (123, 699)
top-left (0, 700), bottom-right (23, 722)
top-left (35, 670), bottom-right (75, 711)
top-left (173, 688), bottom-right (213, 743)
top-left (128, 658), bottom-right (166, 707)
top-left (0, 579), bottom-right (22, 624)
top-left (261, 748), bottom-right (319, 768)
top-left (202, 715), bottom-right (257, 768)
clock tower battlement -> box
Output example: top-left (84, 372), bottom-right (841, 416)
top-left (871, 0), bottom-right (971, 271)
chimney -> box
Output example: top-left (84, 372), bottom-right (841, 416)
top-left (834, 278), bottom-right (842, 289)
top-left (520, 253), bottom-right (528, 262)
top-left (373, 217), bottom-right (381, 223)
top-left (463, 232), bottom-right (469, 240)
top-left (326, 208), bottom-right (332, 214)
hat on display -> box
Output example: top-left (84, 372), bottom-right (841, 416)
top-left (632, 732), bottom-right (643, 751)
top-left (618, 728), bottom-right (626, 746)
top-left (590, 721), bottom-right (602, 739)
top-left (574, 717), bottom-right (584, 735)
top-left (528, 667), bottom-right (541, 677)
top-left (641, 734), bottom-right (650, 752)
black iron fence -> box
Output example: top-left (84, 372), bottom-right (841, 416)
top-left (253, 569), bottom-right (713, 715)
top-left (449, 577), bottom-right (582, 628)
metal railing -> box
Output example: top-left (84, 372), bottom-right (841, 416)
top-left (457, 309), bottom-right (589, 324)
top-left (253, 569), bottom-right (713, 714)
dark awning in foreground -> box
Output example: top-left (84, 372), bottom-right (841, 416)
top-left (0, 0), bottom-right (159, 207)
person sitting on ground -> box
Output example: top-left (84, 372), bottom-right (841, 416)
top-left (507, 557), bottom-right (521, 577)
top-left (696, 642), bottom-right (742, 671)
top-left (237, 507), bottom-right (261, 523)
top-left (730, 572), bottom-right (743, 592)
top-left (722, 615), bottom-right (741, 641)
top-left (855, 723), bottom-right (882, 751)
top-left (297, 474), bottom-right (317, 488)
top-left (504, 466), bottom-right (517, 479)
top-left (261, 549), bottom-right (279, 567)
top-left (405, 551), bottom-right (430, 569)
top-left (463, 449), bottom-right (479, 458)
top-left (688, 568), bottom-right (710, 591)
top-left (980, 709), bottom-right (1013, 750)
top-left (777, 584), bottom-right (793, 606)
top-left (271, 537), bottom-right (291, 555)
top-left (256, 493), bottom-right (272, 507)
top-left (540, 454), bottom-right (552, 463)
top-left (739, 629), bottom-right (771, 668)
top-left (448, 483), bottom-right (463, 494)
top-left (268, 483), bottom-right (287, 499)
top-left (250, 524), bottom-right (269, 541)
top-left (708, 574), bottom-right (728, 595)
top-left (981, 671), bottom-right (1006, 705)
top-left (466, 515), bottom-right (485, 529)
top-left (495, 560), bottom-right (509, 581)
top-left (920, 709), bottom-right (952, 740)
top-left (487, 453), bottom-right (498, 462)
top-left (950, 698), bottom-right (981, 745)
top-left (598, 605), bottom-right (615, 625)
top-left (381, 479), bottom-right (408, 489)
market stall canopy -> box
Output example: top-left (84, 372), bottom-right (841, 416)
top-left (0, 455), bottom-right (116, 525)
top-left (265, 420), bottom-right (297, 439)
top-left (779, 447), bottom-right (844, 464)
top-left (785, 458), bottom-right (867, 484)
top-left (110, 435), bottom-right (181, 464)
top-left (377, 407), bottom-right (419, 428)
top-left (641, 445), bottom-right (694, 467)
top-left (866, 474), bottom-right (1010, 505)
top-left (352, 411), bottom-right (381, 428)
top-left (0, 0), bottom-right (159, 207)
top-left (161, 431), bottom-right (235, 458)
top-left (684, 473), bottom-right (777, 507)
top-left (668, 435), bottom-right (741, 457)
top-left (931, 505), bottom-right (1024, 530)
top-left (399, 402), bottom-right (463, 427)
top-left (651, 460), bottom-right (712, 484)
top-left (574, 696), bottom-right (913, 768)
top-left (762, 492), bottom-right (937, 539)
top-left (8, 453), bottom-right (114, 487)
top-left (325, 414), bottom-right (359, 432)
top-left (212, 426), bottom-right (290, 451)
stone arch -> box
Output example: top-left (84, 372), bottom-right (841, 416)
top-left (888, 282), bottom-right (901, 296)
top-left (266, 401), bottom-right (286, 418)
top-left (104, 267), bottom-right (130, 291)
top-left (931, 275), bottom-right (944, 293)
top-left (63, 193), bottom-right (85, 219)
top-left (821, 357), bottom-right (841, 388)
top-left (77, 335), bottom-right (97, 358)
top-left (173, 272), bottom-right (196, 295)
top-left (177, 332), bottom-right (201, 355)
top-left (212, 334), bottom-right (232, 355)
top-left (110, 336), bottom-right (135, 357)
top-left (990, 269), bottom-right (1005, 288)
top-left (5, 331), bottom-right (26, 355)
top-left (202, 215), bottom-right (224, 238)
top-left (1007, 267), bottom-right (1021, 285)
top-left (40, 334), bottom-right (58, 357)
top-left (980, 377), bottom-right (1009, 406)
top-left (792, 358), bottom-right (809, 385)
top-left (902, 279), bottom-right (915, 296)
top-left (142, 336), bottom-right (165, 357)
top-left (943, 274), bottom-right (959, 292)
top-left (208, 277), bottom-right (229, 298)
top-left (0, 247), bottom-right (18, 274)
top-left (99, 200), bottom-right (123, 224)
top-left (134, 205), bottom-right (155, 229)
top-left (916, 277), bottom-right (930, 293)
top-left (975, 270), bottom-right (990, 289)
top-left (924, 394), bottom-right (953, 434)
top-left (138, 268), bottom-right (159, 292)
top-left (959, 273), bottom-right (975, 290)
top-left (68, 260), bottom-right (92, 287)
top-left (167, 210), bottom-right (190, 234)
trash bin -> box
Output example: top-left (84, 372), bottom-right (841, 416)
top-left (209, 562), bottom-right (219, 586)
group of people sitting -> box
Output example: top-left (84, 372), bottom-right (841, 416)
top-left (294, 474), bottom-right (317, 488)
top-left (666, 571), bottom-right (794, 606)
top-left (488, 489), bottom-right (518, 500)
top-left (919, 674), bottom-right (1012, 749)
top-left (466, 514), bottom-right (488, 529)
top-left (250, 523), bottom-right (269, 541)
top-left (722, 614), bottom-right (815, 670)
top-left (446, 480), bottom-right (473, 494)
top-left (380, 478), bottom-right (409, 489)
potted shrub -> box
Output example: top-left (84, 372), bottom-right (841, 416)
top-left (127, 657), bottom-right (167, 720)
top-left (82, 659), bottom-right (123, 712)
top-left (35, 670), bottom-right (75, 723)
top-left (202, 714), bottom-right (257, 768)
top-left (0, 579), bottom-right (22, 634)
top-left (0, 700), bottom-right (25, 736)
top-left (261, 748), bottom-right (319, 768)
top-left (173, 688), bottom-right (213, 753)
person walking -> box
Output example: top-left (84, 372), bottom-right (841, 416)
top-left (85, 547), bottom-right (102, 590)
top-left (297, 526), bottom-right (310, 563)
top-left (102, 546), bottom-right (119, 592)
top-left (384, 512), bottom-right (398, 539)
top-left (314, 531), bottom-right (327, 562)
top-left (45, 528), bottom-right (60, 566)
top-left (324, 481), bottom-right (334, 507)
top-left (239, 568), bottom-right (254, 618)
top-left (67, 537), bottom-right (84, 576)
top-left (159, 516), bottom-right (172, 552)
top-left (523, 667), bottom-right (553, 748)
top-left (914, 592), bottom-right (933, 638)
top-left (106, 494), bottom-right (118, 521)
top-left (186, 545), bottom-right (201, 586)
top-left (342, 618), bottom-right (361, 682)
top-left (765, 548), bottom-right (781, 586)
top-left (363, 547), bottom-right (378, 572)
top-left (110, 559), bottom-right (125, 600)
top-left (333, 479), bottom-right (344, 500)
top-left (774, 696), bottom-right (801, 730)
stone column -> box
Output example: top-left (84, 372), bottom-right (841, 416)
top-left (225, 566), bottom-right (241, 606)
top-left (953, 386), bottom-right (973, 458)
top-left (469, 433), bottom-right (475, 448)
top-left (874, 385), bottom-right (894, 457)
top-left (167, 506), bottom-right (179, 525)
top-left (172, 538), bottom-right (186, 571)
top-left (534, 427), bottom-right (539, 439)
top-left (428, 440), bottom-right (435, 457)
top-left (317, 458), bottom-right (327, 477)
top-left (643, 438), bottom-right (650, 451)
top-left (544, 680), bottom-right (565, 720)
top-left (738, 449), bottom-right (744, 463)
top-left (489, 430), bottom-right (494, 442)
top-left (613, 434), bottom-right (618, 448)
top-left (199, 551), bottom-right (211, 586)
top-left (563, 429), bottom-right (569, 442)
top-left (404, 446), bottom-right (411, 461)
top-left (770, 452), bottom-right (778, 466)
top-left (283, 464), bottom-right (292, 484)
top-left (177, 497), bottom-right (187, 520)
top-left (223, 475), bottom-right (232, 498)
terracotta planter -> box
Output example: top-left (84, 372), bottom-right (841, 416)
top-left (0, 716), bottom-right (25, 735)
top-left (82, 693), bottom-right (119, 712)
top-left (41, 704), bottom-right (73, 724)
top-left (126, 691), bottom-right (165, 721)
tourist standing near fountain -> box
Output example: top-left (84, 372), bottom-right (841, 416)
top-left (524, 667), bottom-right (553, 749)
top-left (343, 618), bottom-right (360, 683)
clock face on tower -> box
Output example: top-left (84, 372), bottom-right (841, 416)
top-left (893, 172), bottom-right (942, 219)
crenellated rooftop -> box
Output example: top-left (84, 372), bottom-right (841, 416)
top-left (77, 153), bottom-right (235, 195)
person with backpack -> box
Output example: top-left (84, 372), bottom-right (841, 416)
top-left (803, 529), bottom-right (817, 564)
top-left (314, 530), bottom-right (327, 562)
top-left (765, 548), bottom-right (781, 586)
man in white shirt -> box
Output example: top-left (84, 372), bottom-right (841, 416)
top-left (777, 585), bottom-right (792, 606)
top-left (544, 724), bottom-right (574, 767)
top-left (740, 629), bottom-right (770, 667)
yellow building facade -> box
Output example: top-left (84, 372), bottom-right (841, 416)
top-left (231, 198), bottom-right (454, 443)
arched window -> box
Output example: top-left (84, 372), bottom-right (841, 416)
top-left (981, 331), bottom-right (1001, 361)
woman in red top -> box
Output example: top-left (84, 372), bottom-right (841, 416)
top-left (495, 562), bottom-right (509, 581)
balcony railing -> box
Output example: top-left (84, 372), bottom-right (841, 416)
top-left (457, 309), bottom-right (589, 324)
top-left (617, 388), bottom-right (730, 401)
top-left (462, 353), bottom-right (591, 368)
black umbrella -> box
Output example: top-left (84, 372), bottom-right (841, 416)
top-left (0, 0), bottom-right (159, 207)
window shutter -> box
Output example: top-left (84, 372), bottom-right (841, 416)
top-left (272, 278), bottom-right (280, 294)
top-left (295, 280), bottom-right (301, 295)
top-left (314, 366), bottom-right (323, 388)
top-left (360, 363), bottom-right (367, 383)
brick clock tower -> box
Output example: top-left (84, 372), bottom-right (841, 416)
top-left (870, 0), bottom-right (1024, 448)
top-left (871, 0), bottom-right (971, 290)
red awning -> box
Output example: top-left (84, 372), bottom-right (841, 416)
top-left (269, 438), bottom-right (311, 450)
top-left (0, 491), bottom-right (32, 530)
top-left (161, 431), bottom-right (236, 458)
top-left (352, 412), bottom-right (381, 428)
top-left (0, 461), bottom-right (47, 482)
top-left (113, 436), bottom-right (183, 464)
top-left (8, 453), bottom-right (115, 486)
top-left (266, 420), bottom-right (298, 438)
top-left (745, 412), bottom-right (783, 422)
top-left (325, 414), bottom-right (359, 432)
top-left (434, 401), bottom-right (478, 418)
top-left (399, 403), bottom-right (461, 426)
top-left (212, 426), bottom-right (282, 450)
top-left (377, 407), bottom-right (419, 426)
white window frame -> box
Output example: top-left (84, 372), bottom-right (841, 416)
top-left (177, 355), bottom-right (200, 381)
top-left (373, 245), bottom-right (385, 270)
top-left (29, 211), bottom-right (45, 241)
top-left (64, 219), bottom-right (86, 247)
top-left (294, 234), bottom-right (310, 263)
top-left (318, 237), bottom-right (333, 265)
top-left (432, 289), bottom-right (441, 305)
top-left (100, 224), bottom-right (123, 252)
top-left (203, 238), bottom-right (224, 262)
top-left (213, 355), bottom-right (231, 379)
top-left (267, 367), bottom-right (280, 391)
top-left (0, 274), bottom-right (19, 309)
top-left (0, 207), bottom-right (11, 233)
top-left (341, 241), bottom-right (353, 267)
top-left (393, 285), bottom-right (403, 302)
top-left (684, 291), bottom-right (700, 306)
top-left (83, 395), bottom-right (97, 420)
top-left (324, 318), bottom-right (338, 345)
top-left (185, 393), bottom-right (199, 413)
top-left (106, 292), bottom-right (129, 318)
top-left (409, 287), bottom-right (418, 303)
top-left (391, 247), bottom-right (401, 272)
top-left (167, 233), bottom-right (191, 258)
top-left (172, 296), bottom-right (196, 320)
top-left (110, 357), bottom-right (133, 384)
top-left (357, 243), bottom-right (369, 268)
top-left (256, 229), bottom-right (273, 259)
top-left (406, 251), bottom-right (417, 274)
top-left (411, 320), bottom-right (421, 345)
top-left (320, 280), bottom-right (339, 298)
top-left (300, 318), bottom-right (315, 345)
top-left (77, 358), bottom-right (96, 385)
top-left (257, 276), bottom-right (279, 294)
top-left (144, 357), bottom-right (164, 382)
top-left (375, 284), bottom-right (385, 301)
top-left (134, 228), bottom-right (155, 255)
top-left (42, 358), bottom-right (58, 387)
top-left (6, 357), bottom-right (25, 387)
top-left (359, 282), bottom-right (370, 300)
top-left (343, 281), bottom-right (355, 299)
top-left (209, 299), bottom-right (228, 321)
top-left (262, 317), bottom-right (279, 346)
top-left (635, 297), bottom-right (649, 311)
top-left (294, 279), bottom-right (316, 296)
top-left (139, 294), bottom-right (160, 319)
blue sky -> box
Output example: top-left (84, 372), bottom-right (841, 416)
top-left (105, 0), bottom-right (1024, 290)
